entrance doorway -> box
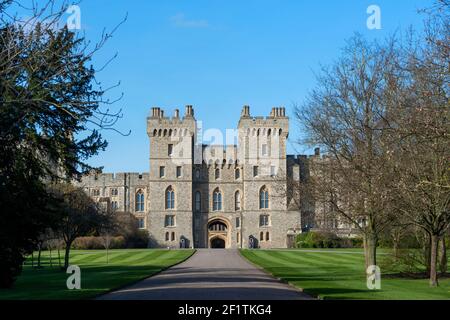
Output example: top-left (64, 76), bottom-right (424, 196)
top-left (207, 219), bottom-right (229, 249)
top-left (210, 237), bottom-right (226, 249)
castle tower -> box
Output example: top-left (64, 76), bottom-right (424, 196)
top-left (237, 106), bottom-right (291, 248)
top-left (146, 106), bottom-right (197, 248)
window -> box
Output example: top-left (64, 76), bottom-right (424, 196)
top-left (111, 201), bottom-right (118, 211)
top-left (213, 189), bottom-right (222, 211)
top-left (235, 191), bottom-right (241, 211)
top-left (266, 232), bottom-right (270, 241)
top-left (160, 166), bottom-right (165, 178)
top-left (270, 166), bottom-right (277, 177)
top-left (135, 191), bottom-right (145, 212)
top-left (138, 218), bottom-right (145, 229)
top-left (260, 231), bottom-right (264, 241)
top-left (236, 217), bottom-right (240, 228)
top-left (165, 232), bottom-right (170, 241)
top-left (215, 168), bottom-right (221, 180)
top-left (111, 188), bottom-right (118, 196)
top-left (253, 166), bottom-right (259, 177)
top-left (195, 191), bottom-right (201, 212)
top-left (235, 168), bottom-right (241, 180)
top-left (262, 144), bottom-right (268, 156)
top-left (208, 221), bottom-right (227, 232)
top-left (92, 189), bottom-right (100, 196)
top-left (176, 166), bottom-right (182, 178)
top-left (171, 232), bottom-right (175, 241)
top-left (260, 214), bottom-right (270, 227)
top-left (165, 215), bottom-right (175, 227)
top-left (260, 186), bottom-right (269, 209)
top-left (168, 144), bottom-right (173, 156)
top-left (166, 186), bottom-right (175, 209)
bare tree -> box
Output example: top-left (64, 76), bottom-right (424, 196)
top-left (295, 35), bottom-right (399, 268)
top-left (50, 183), bottom-right (114, 269)
top-left (384, 0), bottom-right (450, 286)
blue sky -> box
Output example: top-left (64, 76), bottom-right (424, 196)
top-left (59, 0), bottom-right (431, 172)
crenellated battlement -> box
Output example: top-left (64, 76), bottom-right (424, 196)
top-left (238, 106), bottom-right (289, 138)
top-left (147, 105), bottom-right (196, 138)
top-left (74, 172), bottom-right (149, 187)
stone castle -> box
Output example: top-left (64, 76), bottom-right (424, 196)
top-left (74, 105), bottom-right (319, 249)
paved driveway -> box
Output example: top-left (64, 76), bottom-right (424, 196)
top-left (98, 249), bottom-right (312, 300)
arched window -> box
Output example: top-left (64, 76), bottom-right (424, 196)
top-left (215, 168), bottom-right (221, 180)
top-left (195, 191), bottom-right (201, 212)
top-left (260, 231), bottom-right (264, 241)
top-left (166, 186), bottom-right (175, 209)
top-left (135, 190), bottom-right (144, 212)
top-left (266, 232), bottom-right (270, 241)
top-left (213, 189), bottom-right (222, 211)
top-left (208, 221), bottom-right (227, 232)
top-left (235, 191), bottom-right (241, 211)
top-left (235, 168), bottom-right (240, 180)
top-left (260, 186), bottom-right (269, 209)
top-left (171, 232), bottom-right (175, 241)
top-left (165, 232), bottom-right (170, 241)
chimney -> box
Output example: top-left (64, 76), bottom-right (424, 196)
top-left (160, 110), bottom-right (165, 118)
top-left (174, 109), bottom-right (180, 118)
top-left (241, 105), bottom-right (250, 117)
top-left (314, 147), bottom-right (320, 156)
top-left (185, 105), bottom-right (195, 117)
top-left (151, 107), bottom-right (161, 118)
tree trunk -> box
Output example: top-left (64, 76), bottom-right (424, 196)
top-left (439, 237), bottom-right (447, 274)
top-left (429, 234), bottom-right (439, 287)
top-left (392, 231), bottom-right (400, 258)
top-left (57, 247), bottom-right (61, 269)
top-left (49, 247), bottom-right (53, 268)
top-left (393, 240), bottom-right (399, 258)
top-left (37, 243), bottom-right (42, 268)
top-left (64, 241), bottom-right (73, 270)
top-left (423, 234), bottom-right (431, 274)
top-left (363, 232), bottom-right (377, 268)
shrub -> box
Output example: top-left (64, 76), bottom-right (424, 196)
top-left (72, 236), bottom-right (126, 250)
top-left (296, 231), bottom-right (361, 249)
top-left (124, 230), bottom-right (149, 248)
top-left (351, 237), bottom-right (364, 248)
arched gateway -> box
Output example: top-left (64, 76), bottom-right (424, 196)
top-left (208, 219), bottom-right (230, 249)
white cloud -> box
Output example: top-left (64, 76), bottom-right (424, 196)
top-left (170, 13), bottom-right (209, 28)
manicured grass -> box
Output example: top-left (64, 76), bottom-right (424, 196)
top-left (240, 249), bottom-right (450, 300)
top-left (0, 249), bottom-right (194, 300)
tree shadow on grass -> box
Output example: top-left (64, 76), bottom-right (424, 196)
top-left (302, 287), bottom-right (373, 299)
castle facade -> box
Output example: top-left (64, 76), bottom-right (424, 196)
top-left (74, 105), bottom-right (314, 249)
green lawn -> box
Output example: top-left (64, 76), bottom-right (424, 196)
top-left (0, 249), bottom-right (194, 300)
top-left (240, 249), bottom-right (450, 300)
